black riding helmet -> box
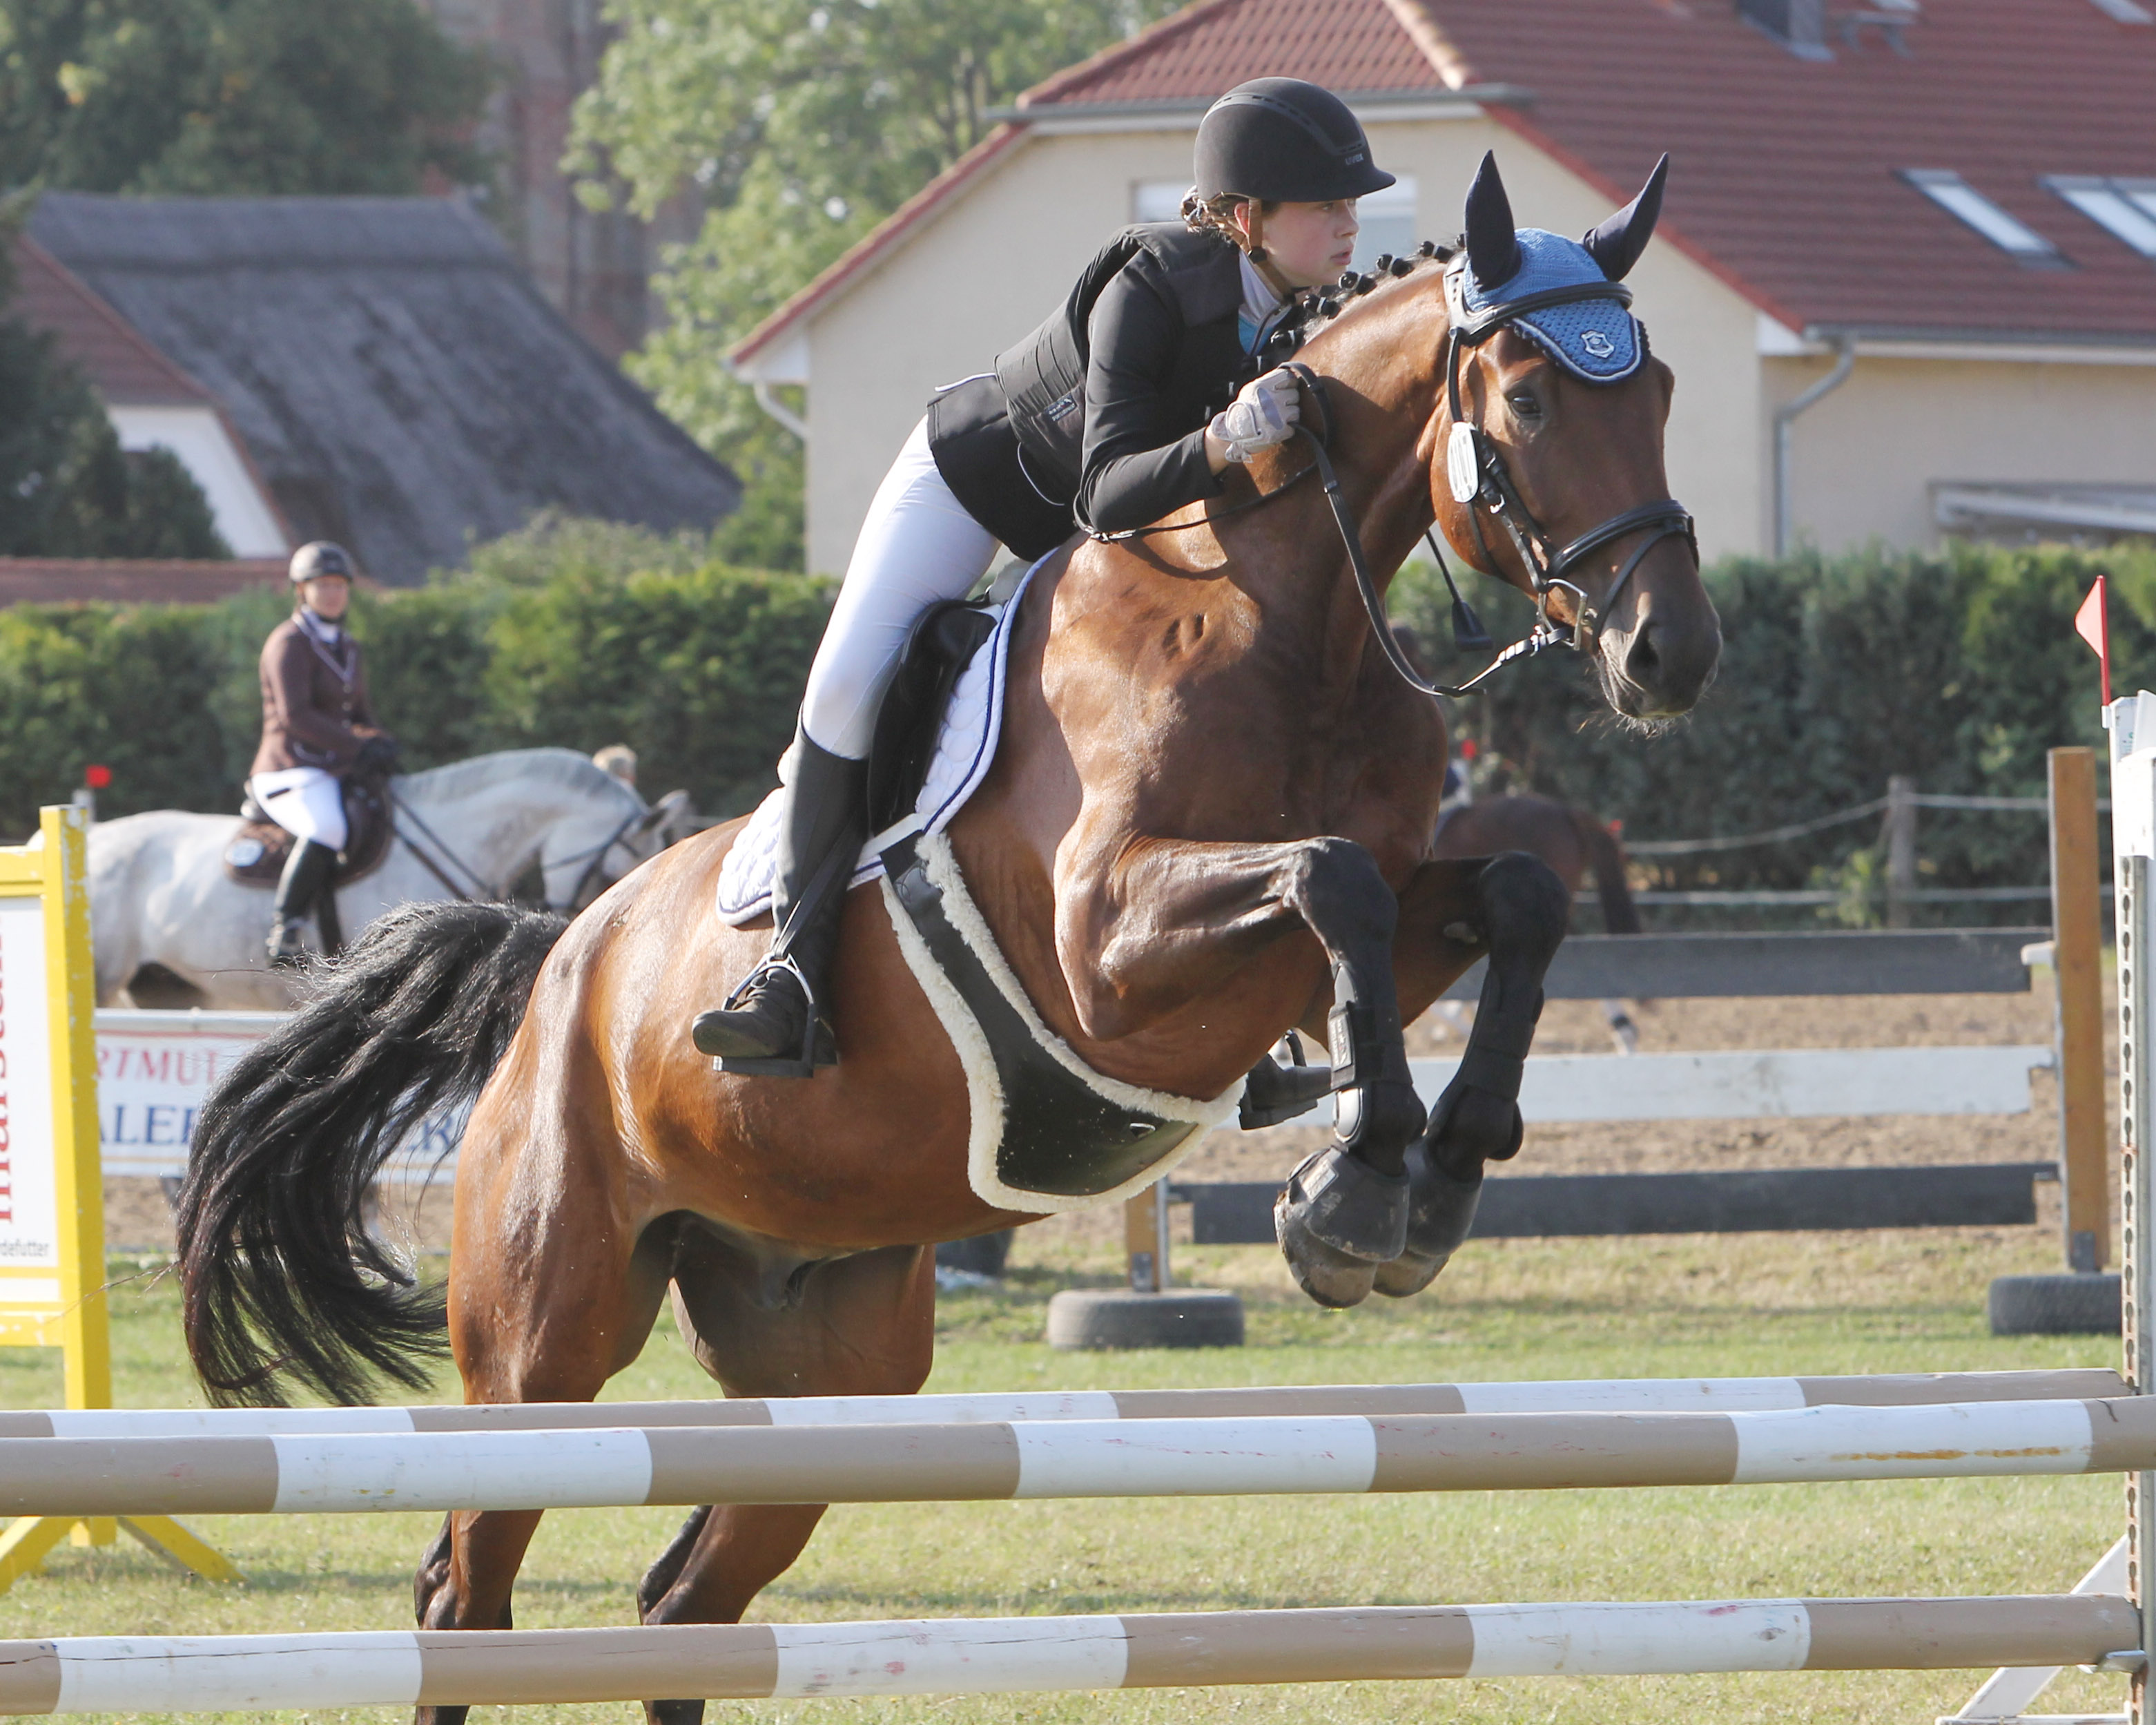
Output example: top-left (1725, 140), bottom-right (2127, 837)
top-left (1193, 78), bottom-right (1395, 204)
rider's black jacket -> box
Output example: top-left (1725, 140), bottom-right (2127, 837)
top-left (927, 223), bottom-right (1301, 559)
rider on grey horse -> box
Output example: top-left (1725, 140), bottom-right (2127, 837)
top-left (692, 77), bottom-right (1396, 1076)
top-left (251, 541), bottom-right (400, 965)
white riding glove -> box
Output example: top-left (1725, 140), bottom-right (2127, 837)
top-left (1210, 368), bottom-right (1301, 463)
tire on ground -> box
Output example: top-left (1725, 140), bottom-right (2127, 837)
top-left (1988, 1272), bottom-right (2121, 1336)
top-left (1045, 1289), bottom-right (1245, 1350)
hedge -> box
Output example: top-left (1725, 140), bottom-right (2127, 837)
top-left (2, 528), bottom-right (2148, 922)
top-left (0, 520), bottom-right (831, 840)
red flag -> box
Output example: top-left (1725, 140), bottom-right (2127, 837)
top-left (2075, 576), bottom-right (2111, 706)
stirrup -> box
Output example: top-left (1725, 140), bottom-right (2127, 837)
top-left (694, 956), bottom-right (835, 1077)
top-left (266, 923), bottom-right (308, 970)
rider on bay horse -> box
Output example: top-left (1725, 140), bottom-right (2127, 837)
top-left (692, 76), bottom-right (1395, 1074)
top-left (250, 541), bottom-right (400, 965)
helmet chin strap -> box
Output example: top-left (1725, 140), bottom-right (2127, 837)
top-left (1239, 202), bottom-right (1297, 302)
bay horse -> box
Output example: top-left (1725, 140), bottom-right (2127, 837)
top-left (1435, 794), bottom-right (1642, 934)
top-left (1435, 792), bottom-right (1644, 1050)
top-left (177, 155), bottom-right (1719, 1724)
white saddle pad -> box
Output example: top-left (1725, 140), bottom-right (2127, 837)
top-left (715, 565), bottom-right (1033, 925)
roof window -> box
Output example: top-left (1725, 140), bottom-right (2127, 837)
top-left (2084, 0), bottom-right (2153, 23)
top-left (2046, 175), bottom-right (2156, 258)
top-left (1901, 170), bottom-right (2066, 266)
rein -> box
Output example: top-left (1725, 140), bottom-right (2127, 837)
top-left (390, 791), bottom-right (496, 902)
top-left (394, 789), bottom-right (651, 912)
top-left (546, 806), bottom-right (650, 912)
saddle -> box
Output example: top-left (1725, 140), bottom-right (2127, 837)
top-left (867, 599), bottom-right (998, 832)
top-left (223, 773), bottom-right (396, 889)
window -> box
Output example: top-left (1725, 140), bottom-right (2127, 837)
top-left (1901, 169), bottom-right (2066, 264)
top-left (2046, 175), bottom-right (2156, 258)
top-left (1132, 176), bottom-right (1419, 274)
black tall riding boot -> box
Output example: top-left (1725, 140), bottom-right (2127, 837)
top-left (266, 839), bottom-right (338, 967)
top-left (690, 725), bottom-right (869, 1076)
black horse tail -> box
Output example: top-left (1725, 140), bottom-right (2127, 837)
top-left (177, 900), bottom-right (567, 1407)
top-left (1576, 812), bottom-right (1642, 935)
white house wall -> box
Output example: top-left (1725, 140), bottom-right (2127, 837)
top-left (798, 117), bottom-right (1766, 575)
top-left (1771, 353), bottom-right (2156, 553)
top-left (108, 404), bottom-right (290, 558)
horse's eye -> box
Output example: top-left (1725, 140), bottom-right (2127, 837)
top-left (1508, 392), bottom-right (1542, 419)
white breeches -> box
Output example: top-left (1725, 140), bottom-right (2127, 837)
top-left (799, 416), bottom-right (1000, 760)
top-left (251, 767), bottom-right (348, 852)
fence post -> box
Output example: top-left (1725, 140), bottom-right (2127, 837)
top-left (1883, 775), bottom-right (1918, 927)
top-left (1124, 1180), bottom-right (1169, 1293)
top-left (2050, 747), bottom-right (2108, 1273)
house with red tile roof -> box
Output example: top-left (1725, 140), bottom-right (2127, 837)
top-left (732, 0), bottom-right (2156, 575)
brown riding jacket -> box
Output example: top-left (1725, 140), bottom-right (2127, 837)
top-left (248, 613), bottom-right (382, 778)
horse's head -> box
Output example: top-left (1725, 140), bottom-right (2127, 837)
top-left (1427, 153), bottom-right (1721, 720)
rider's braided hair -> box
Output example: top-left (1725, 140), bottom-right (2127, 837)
top-left (1181, 189), bottom-right (1276, 248)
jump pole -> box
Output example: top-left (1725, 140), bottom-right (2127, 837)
top-left (0, 1367), bottom-right (2113, 1439)
top-left (8, 1397), bottom-right (2156, 1516)
top-left (0, 809), bottom-right (237, 1593)
top-left (0, 1595), bottom-right (2135, 1713)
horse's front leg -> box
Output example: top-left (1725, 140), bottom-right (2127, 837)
top-left (1377, 851), bottom-right (1571, 1298)
top-left (1063, 833), bottom-right (1428, 1308)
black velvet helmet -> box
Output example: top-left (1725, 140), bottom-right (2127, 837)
top-left (1193, 79), bottom-right (1396, 204)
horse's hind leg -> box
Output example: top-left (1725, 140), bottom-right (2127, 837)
top-left (1378, 851), bottom-right (1569, 1297)
top-left (411, 1075), bottom-right (677, 1725)
top-left (636, 1236), bottom-right (935, 1725)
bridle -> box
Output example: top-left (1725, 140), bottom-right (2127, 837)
top-left (1417, 257), bottom-right (1696, 693)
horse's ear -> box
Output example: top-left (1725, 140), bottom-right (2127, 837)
top-left (1463, 151), bottom-right (1521, 289)
top-left (1581, 153), bottom-right (1669, 282)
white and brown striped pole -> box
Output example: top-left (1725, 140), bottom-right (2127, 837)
top-left (1, 1397), bottom-right (2154, 1517)
top-left (0, 1368), bottom-right (2117, 1440)
top-left (0, 1595), bottom-right (2134, 1713)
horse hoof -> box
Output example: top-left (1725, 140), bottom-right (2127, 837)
top-left (1278, 1144), bottom-right (1409, 1260)
top-left (1372, 1141), bottom-right (1485, 1299)
top-left (1272, 1145), bottom-right (1407, 1307)
top-left (1274, 1200), bottom-right (1381, 1309)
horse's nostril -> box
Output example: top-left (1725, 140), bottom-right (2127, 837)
top-left (1624, 621), bottom-right (1662, 686)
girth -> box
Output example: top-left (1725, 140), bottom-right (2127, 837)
top-left (881, 830), bottom-right (1210, 1201)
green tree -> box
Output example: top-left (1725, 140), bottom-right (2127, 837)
top-left (0, 238), bottom-right (230, 557)
top-left (570, 0), bottom-right (1179, 570)
top-left (0, 0), bottom-right (489, 195)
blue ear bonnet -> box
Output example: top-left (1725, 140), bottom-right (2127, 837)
top-left (1459, 229), bottom-right (1642, 383)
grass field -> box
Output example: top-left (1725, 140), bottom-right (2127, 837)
top-left (0, 1217), bottom-right (2130, 1724)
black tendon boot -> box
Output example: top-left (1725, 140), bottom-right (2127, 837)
top-left (690, 727), bottom-right (869, 1076)
top-left (266, 838), bottom-right (337, 967)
